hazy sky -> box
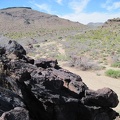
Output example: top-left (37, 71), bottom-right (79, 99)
top-left (1, 0), bottom-right (120, 24)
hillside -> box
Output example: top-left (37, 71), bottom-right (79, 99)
top-left (0, 7), bottom-right (120, 118)
top-left (0, 7), bottom-right (87, 39)
top-left (87, 22), bottom-right (103, 28)
top-left (1, 7), bottom-right (120, 66)
top-left (1, 8), bottom-right (120, 69)
top-left (103, 18), bottom-right (120, 27)
top-left (63, 18), bottom-right (120, 68)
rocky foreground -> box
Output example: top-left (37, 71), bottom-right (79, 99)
top-left (0, 40), bottom-right (119, 120)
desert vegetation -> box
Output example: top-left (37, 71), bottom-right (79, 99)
top-left (0, 8), bottom-right (120, 119)
top-left (111, 62), bottom-right (120, 68)
top-left (56, 19), bottom-right (120, 76)
top-left (17, 17), bottom-right (120, 80)
top-left (1, 8), bottom-right (120, 80)
top-left (105, 69), bottom-right (120, 79)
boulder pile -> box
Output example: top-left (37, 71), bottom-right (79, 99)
top-left (0, 40), bottom-right (119, 120)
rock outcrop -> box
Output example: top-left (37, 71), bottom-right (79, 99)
top-left (0, 40), bottom-right (119, 120)
top-left (103, 18), bottom-right (120, 28)
top-left (0, 107), bottom-right (29, 120)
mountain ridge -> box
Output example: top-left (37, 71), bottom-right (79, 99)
top-left (1, 7), bottom-right (32, 10)
top-left (87, 22), bottom-right (103, 28)
top-left (0, 7), bottom-right (87, 39)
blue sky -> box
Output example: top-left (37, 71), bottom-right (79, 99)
top-left (1, 0), bottom-right (120, 24)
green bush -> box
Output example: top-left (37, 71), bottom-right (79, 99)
top-left (58, 36), bottom-right (63, 39)
top-left (35, 44), bottom-right (40, 48)
top-left (111, 62), bottom-right (120, 68)
top-left (56, 54), bottom-right (68, 61)
top-left (105, 69), bottom-right (120, 78)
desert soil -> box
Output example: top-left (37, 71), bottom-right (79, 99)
top-left (59, 61), bottom-right (120, 112)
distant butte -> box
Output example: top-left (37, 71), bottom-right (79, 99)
top-left (1, 7), bottom-right (32, 10)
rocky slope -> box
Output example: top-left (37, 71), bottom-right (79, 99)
top-left (87, 22), bottom-right (103, 28)
top-left (0, 7), bottom-right (86, 39)
top-left (103, 18), bottom-right (120, 27)
top-left (0, 40), bottom-right (119, 120)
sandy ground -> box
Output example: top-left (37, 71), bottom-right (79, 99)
top-left (59, 62), bottom-right (120, 112)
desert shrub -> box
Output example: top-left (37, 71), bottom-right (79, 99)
top-left (35, 44), bottom-right (40, 48)
top-left (105, 69), bottom-right (120, 78)
top-left (58, 36), bottom-right (63, 39)
top-left (110, 54), bottom-right (119, 63)
top-left (111, 62), bottom-right (120, 68)
top-left (69, 56), bottom-right (100, 71)
top-left (56, 54), bottom-right (68, 61)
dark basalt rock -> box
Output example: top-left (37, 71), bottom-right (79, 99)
top-left (82, 88), bottom-right (119, 108)
top-left (0, 40), bottom-right (119, 120)
top-left (0, 46), bottom-right (6, 56)
top-left (22, 55), bottom-right (34, 64)
top-left (1, 7), bottom-right (32, 10)
top-left (0, 87), bottom-right (25, 116)
top-left (0, 107), bottom-right (29, 120)
top-left (34, 58), bottom-right (59, 69)
top-left (5, 40), bottom-right (26, 58)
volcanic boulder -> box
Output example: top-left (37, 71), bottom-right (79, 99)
top-left (5, 40), bottom-right (26, 58)
top-left (0, 40), bottom-right (119, 120)
top-left (0, 107), bottom-right (29, 120)
top-left (82, 88), bottom-right (119, 108)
